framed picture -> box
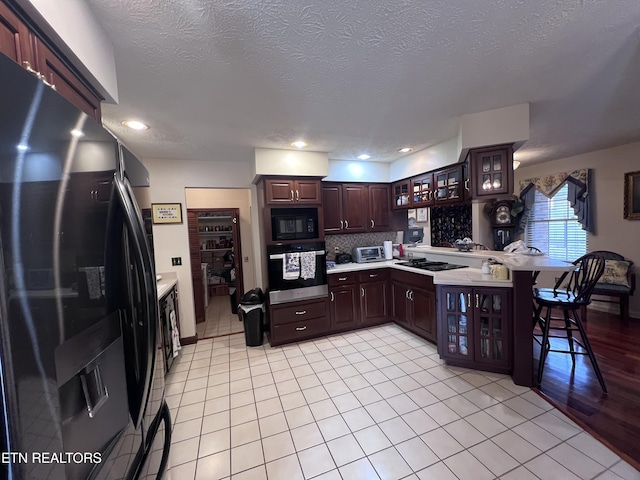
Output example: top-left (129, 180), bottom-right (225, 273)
top-left (624, 171), bottom-right (640, 220)
top-left (152, 203), bottom-right (183, 224)
top-left (416, 207), bottom-right (428, 223)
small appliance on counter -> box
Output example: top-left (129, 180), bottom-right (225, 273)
top-left (335, 252), bottom-right (353, 264)
top-left (352, 246), bottom-right (385, 263)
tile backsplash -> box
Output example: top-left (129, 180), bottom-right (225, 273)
top-left (430, 204), bottom-right (472, 245)
top-left (326, 232), bottom-right (398, 260)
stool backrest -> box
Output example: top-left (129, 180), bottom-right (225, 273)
top-left (555, 253), bottom-right (606, 304)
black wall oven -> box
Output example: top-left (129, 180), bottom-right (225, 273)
top-left (271, 207), bottom-right (319, 241)
top-left (267, 241), bottom-right (328, 304)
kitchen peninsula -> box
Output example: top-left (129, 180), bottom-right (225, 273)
top-left (327, 246), bottom-right (575, 387)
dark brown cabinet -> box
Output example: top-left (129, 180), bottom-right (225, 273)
top-left (322, 183), bottom-right (391, 235)
top-left (392, 179), bottom-right (411, 210)
top-left (434, 164), bottom-right (464, 205)
top-left (390, 270), bottom-right (437, 343)
top-left (328, 269), bottom-right (389, 332)
top-left (470, 145), bottom-right (514, 198)
top-left (0, 2), bottom-right (102, 121)
top-left (270, 297), bottom-right (329, 346)
top-left (411, 173), bottom-right (435, 207)
top-left (437, 286), bottom-right (512, 373)
top-left (265, 178), bottom-right (321, 205)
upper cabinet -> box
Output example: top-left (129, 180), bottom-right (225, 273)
top-left (392, 179), bottom-right (411, 209)
top-left (411, 173), bottom-right (434, 208)
top-left (0, 2), bottom-right (102, 121)
top-left (265, 178), bottom-right (321, 205)
top-left (322, 183), bottom-right (391, 235)
top-left (434, 164), bottom-right (463, 205)
top-left (470, 145), bottom-right (514, 198)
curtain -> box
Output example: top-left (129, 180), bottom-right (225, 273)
top-left (518, 169), bottom-right (593, 233)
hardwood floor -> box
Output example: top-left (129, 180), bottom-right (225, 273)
top-left (534, 308), bottom-right (640, 469)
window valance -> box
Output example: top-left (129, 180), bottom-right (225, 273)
top-left (519, 168), bottom-right (593, 233)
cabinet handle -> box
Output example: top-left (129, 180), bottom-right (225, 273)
top-left (295, 310), bottom-right (307, 315)
top-left (406, 289), bottom-right (410, 299)
top-left (232, 217), bottom-right (237, 224)
top-left (290, 190), bottom-right (294, 201)
top-left (467, 293), bottom-right (471, 308)
top-left (40, 76), bottom-right (56, 91)
top-left (370, 219), bottom-right (375, 229)
top-left (296, 190), bottom-right (300, 201)
top-left (475, 294), bottom-right (479, 308)
top-left (22, 60), bottom-right (39, 76)
top-left (296, 326), bottom-right (307, 331)
top-left (409, 291), bottom-right (414, 301)
top-left (361, 287), bottom-right (365, 297)
top-left (340, 220), bottom-right (344, 229)
top-left (345, 220), bottom-right (349, 229)
top-left (330, 292), bottom-right (334, 301)
top-left (465, 179), bottom-right (470, 191)
top-left (369, 274), bottom-right (377, 278)
top-left (338, 277), bottom-right (347, 281)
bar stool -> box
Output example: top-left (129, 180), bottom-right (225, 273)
top-left (533, 253), bottom-right (607, 392)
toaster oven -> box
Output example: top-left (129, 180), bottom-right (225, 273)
top-left (352, 246), bottom-right (385, 263)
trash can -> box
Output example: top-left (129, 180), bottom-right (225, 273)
top-left (239, 288), bottom-right (265, 347)
top-left (229, 287), bottom-right (238, 314)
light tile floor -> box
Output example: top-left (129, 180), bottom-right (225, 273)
top-left (197, 295), bottom-right (244, 339)
top-left (163, 323), bottom-right (640, 480)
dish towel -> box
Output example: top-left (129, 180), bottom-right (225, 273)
top-left (283, 253), bottom-right (300, 280)
top-left (300, 251), bottom-right (316, 280)
top-left (170, 310), bottom-right (182, 358)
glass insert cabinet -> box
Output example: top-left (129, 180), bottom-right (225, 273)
top-left (437, 286), bottom-right (512, 372)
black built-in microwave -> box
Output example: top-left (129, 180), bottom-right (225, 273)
top-left (271, 207), bottom-right (319, 241)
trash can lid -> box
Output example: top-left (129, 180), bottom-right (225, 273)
top-left (241, 288), bottom-right (264, 305)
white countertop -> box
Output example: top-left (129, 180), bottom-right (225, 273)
top-left (328, 260), bottom-right (512, 287)
top-left (157, 278), bottom-right (178, 299)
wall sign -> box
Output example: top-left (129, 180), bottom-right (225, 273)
top-left (624, 171), bottom-right (640, 220)
top-left (152, 203), bottom-right (183, 224)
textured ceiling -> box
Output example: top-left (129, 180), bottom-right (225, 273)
top-left (86, 0), bottom-right (640, 165)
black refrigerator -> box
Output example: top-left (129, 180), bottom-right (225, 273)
top-left (0, 54), bottom-right (171, 479)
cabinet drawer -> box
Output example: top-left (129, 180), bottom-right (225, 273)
top-left (358, 269), bottom-right (389, 283)
top-left (272, 316), bottom-right (329, 345)
top-left (271, 299), bottom-right (327, 325)
top-left (328, 272), bottom-right (358, 286)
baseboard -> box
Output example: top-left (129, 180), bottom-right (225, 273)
top-left (180, 335), bottom-right (198, 345)
top-left (587, 303), bottom-right (640, 319)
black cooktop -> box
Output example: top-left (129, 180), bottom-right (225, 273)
top-left (396, 259), bottom-right (468, 272)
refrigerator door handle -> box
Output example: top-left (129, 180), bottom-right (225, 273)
top-left (113, 173), bottom-right (158, 428)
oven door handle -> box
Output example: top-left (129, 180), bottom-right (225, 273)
top-left (269, 250), bottom-right (326, 260)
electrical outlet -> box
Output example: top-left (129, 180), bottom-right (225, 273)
top-left (334, 247), bottom-right (339, 253)
top-left (171, 257), bottom-right (182, 266)
top-left (244, 256), bottom-right (249, 262)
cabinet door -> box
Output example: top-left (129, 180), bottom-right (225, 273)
top-left (368, 184), bottom-right (391, 232)
top-left (361, 281), bottom-right (388, 326)
top-left (265, 179), bottom-right (295, 204)
top-left (473, 288), bottom-right (511, 368)
top-left (472, 147), bottom-right (512, 197)
top-left (391, 281), bottom-right (410, 327)
top-left (411, 174), bottom-right (434, 207)
top-left (295, 180), bottom-right (321, 204)
top-left (329, 286), bottom-right (360, 332)
top-left (34, 38), bottom-right (102, 121)
top-left (0, 3), bottom-right (32, 64)
top-left (412, 287), bottom-right (437, 343)
top-left (392, 180), bottom-right (411, 209)
top-left (439, 287), bottom-right (474, 360)
top-left (322, 183), bottom-right (344, 234)
top-left (342, 184), bottom-right (368, 233)
top-left (434, 165), bottom-right (463, 205)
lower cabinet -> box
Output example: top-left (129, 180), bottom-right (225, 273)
top-left (269, 297), bottom-right (329, 346)
top-left (437, 286), bottom-right (512, 373)
top-left (329, 269), bottom-right (389, 333)
top-left (390, 270), bottom-right (437, 343)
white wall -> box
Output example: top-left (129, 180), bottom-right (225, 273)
top-left (145, 158), bottom-right (259, 339)
top-left (254, 148), bottom-right (329, 178)
top-left (389, 137), bottom-right (458, 182)
top-left (17, 0), bottom-right (118, 102)
top-left (325, 160), bottom-right (390, 183)
top-left (514, 141), bottom-right (640, 318)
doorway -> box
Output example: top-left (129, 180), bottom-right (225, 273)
top-left (187, 208), bottom-right (244, 338)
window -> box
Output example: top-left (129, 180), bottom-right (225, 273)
top-left (525, 184), bottom-right (588, 261)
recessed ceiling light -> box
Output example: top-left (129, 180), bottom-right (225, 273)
top-left (121, 120), bottom-right (150, 130)
top-left (357, 154), bottom-right (370, 160)
top-left (398, 147), bottom-right (413, 153)
top-left (291, 141), bottom-right (307, 148)
top-left (70, 129), bottom-right (85, 138)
